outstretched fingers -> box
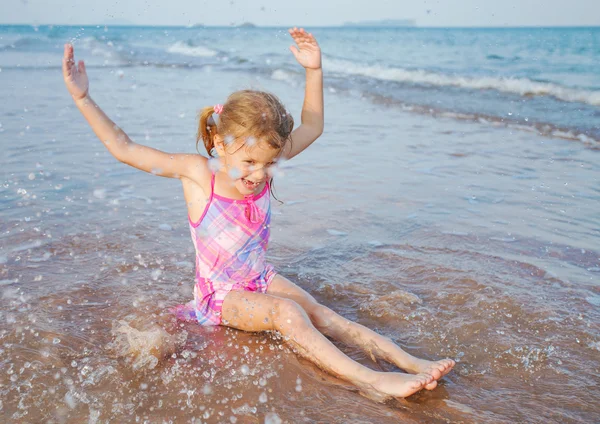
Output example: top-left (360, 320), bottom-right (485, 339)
top-left (62, 44), bottom-right (75, 77)
top-left (288, 27), bottom-right (317, 47)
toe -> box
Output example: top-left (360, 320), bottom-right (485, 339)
top-left (443, 359), bottom-right (456, 373)
top-left (425, 380), bottom-right (438, 391)
top-left (427, 366), bottom-right (442, 380)
top-left (419, 372), bottom-right (433, 384)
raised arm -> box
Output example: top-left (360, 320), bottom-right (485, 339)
top-left (283, 28), bottom-right (324, 160)
top-left (62, 44), bottom-right (210, 184)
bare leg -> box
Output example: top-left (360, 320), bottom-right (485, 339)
top-left (221, 290), bottom-right (434, 401)
top-left (267, 275), bottom-right (455, 389)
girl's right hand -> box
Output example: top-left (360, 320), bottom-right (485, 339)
top-left (62, 44), bottom-right (89, 100)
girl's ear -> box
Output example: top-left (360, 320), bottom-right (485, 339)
top-left (214, 134), bottom-right (225, 156)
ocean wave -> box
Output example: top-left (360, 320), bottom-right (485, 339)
top-left (0, 37), bottom-right (47, 51)
top-left (360, 91), bottom-right (600, 148)
top-left (167, 41), bottom-right (217, 57)
top-left (324, 58), bottom-right (600, 106)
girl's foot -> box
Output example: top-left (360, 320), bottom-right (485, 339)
top-left (402, 358), bottom-right (455, 390)
top-left (358, 371), bottom-right (434, 402)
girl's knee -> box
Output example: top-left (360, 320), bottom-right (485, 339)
top-left (307, 303), bottom-right (336, 329)
top-left (273, 298), bottom-right (309, 330)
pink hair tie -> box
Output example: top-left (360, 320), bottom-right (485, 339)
top-left (213, 104), bottom-right (224, 114)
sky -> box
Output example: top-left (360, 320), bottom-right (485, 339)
top-left (1, 0), bottom-right (599, 27)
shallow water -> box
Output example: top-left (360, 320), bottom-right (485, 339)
top-left (1, 47), bottom-right (599, 422)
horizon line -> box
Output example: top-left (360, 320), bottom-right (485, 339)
top-left (0, 22), bottom-right (599, 29)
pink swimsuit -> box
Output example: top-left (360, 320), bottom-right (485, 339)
top-left (174, 173), bottom-right (276, 325)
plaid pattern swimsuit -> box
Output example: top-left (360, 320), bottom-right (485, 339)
top-left (174, 173), bottom-right (276, 325)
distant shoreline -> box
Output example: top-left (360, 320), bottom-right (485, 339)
top-left (342, 19), bottom-right (415, 27)
top-left (0, 23), bottom-right (599, 29)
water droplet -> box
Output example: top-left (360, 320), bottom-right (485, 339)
top-left (93, 188), bottom-right (106, 199)
top-left (264, 412), bottom-right (282, 424)
top-left (64, 392), bottom-right (76, 409)
top-left (258, 392), bottom-right (268, 403)
top-left (208, 158), bottom-right (222, 172)
top-left (228, 167), bottom-right (241, 179)
top-left (158, 223), bottom-right (172, 231)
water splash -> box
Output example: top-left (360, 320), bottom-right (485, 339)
top-left (109, 320), bottom-right (187, 371)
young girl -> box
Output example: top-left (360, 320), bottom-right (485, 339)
top-left (62, 27), bottom-right (454, 402)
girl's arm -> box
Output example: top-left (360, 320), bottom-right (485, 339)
top-left (62, 44), bottom-right (209, 184)
top-left (283, 28), bottom-right (324, 160)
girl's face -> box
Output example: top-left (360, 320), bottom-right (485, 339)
top-left (215, 135), bottom-right (281, 195)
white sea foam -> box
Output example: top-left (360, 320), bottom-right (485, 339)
top-left (399, 104), bottom-right (599, 146)
top-left (271, 69), bottom-right (295, 82)
top-left (324, 58), bottom-right (600, 106)
top-left (167, 41), bottom-right (217, 57)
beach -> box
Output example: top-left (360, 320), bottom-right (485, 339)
top-left (1, 25), bottom-right (599, 423)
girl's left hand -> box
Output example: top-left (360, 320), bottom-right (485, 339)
top-left (288, 27), bottom-right (321, 70)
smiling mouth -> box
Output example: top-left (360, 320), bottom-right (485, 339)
top-left (242, 178), bottom-right (260, 189)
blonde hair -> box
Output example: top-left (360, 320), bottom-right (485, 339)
top-left (197, 90), bottom-right (294, 156)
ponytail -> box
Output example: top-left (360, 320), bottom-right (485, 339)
top-left (197, 106), bottom-right (218, 156)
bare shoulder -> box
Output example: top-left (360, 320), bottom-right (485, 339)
top-left (187, 153), bottom-right (211, 178)
top-left (181, 154), bottom-right (212, 194)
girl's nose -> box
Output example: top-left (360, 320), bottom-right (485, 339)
top-left (251, 166), bottom-right (266, 181)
